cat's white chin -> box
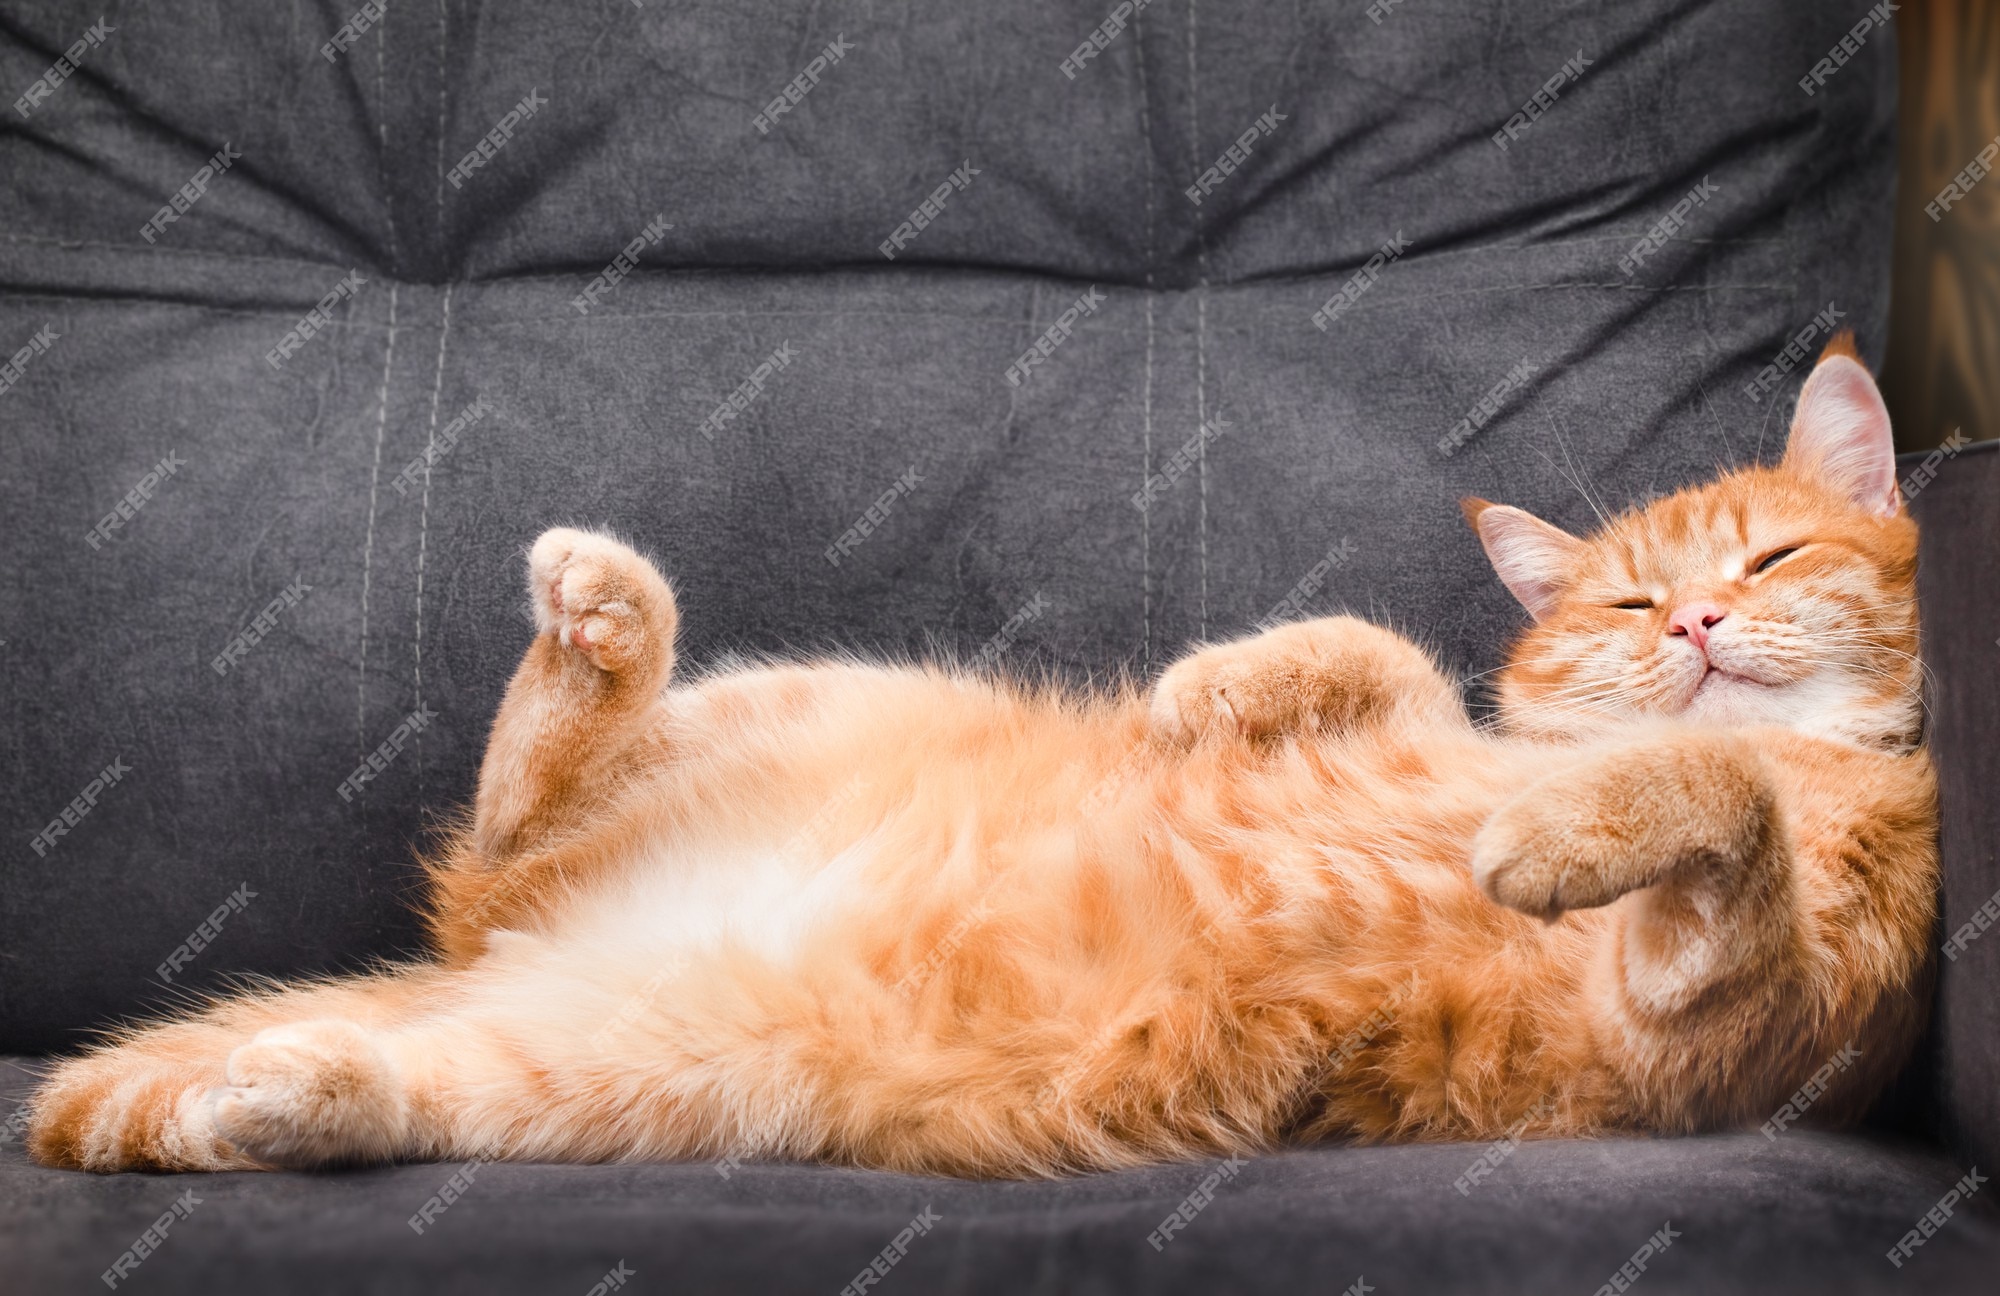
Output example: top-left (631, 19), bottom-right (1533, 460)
top-left (1677, 665), bottom-right (1773, 722)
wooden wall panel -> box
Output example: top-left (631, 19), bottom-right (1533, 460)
top-left (1884, 0), bottom-right (2000, 452)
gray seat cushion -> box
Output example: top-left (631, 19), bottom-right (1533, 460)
top-left (3, 1061), bottom-right (1994, 1295)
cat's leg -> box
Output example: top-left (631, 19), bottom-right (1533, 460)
top-left (469, 527), bottom-right (678, 862)
top-left (1151, 616), bottom-right (1464, 743)
top-left (29, 965), bottom-right (710, 1173)
top-left (1472, 730), bottom-right (1780, 929)
top-left (1469, 729), bottom-right (1937, 1125)
top-left (425, 529), bottom-right (680, 962)
top-left (27, 970), bottom-right (439, 1172)
top-left (1470, 730), bottom-right (1797, 1121)
top-left (40, 992), bottom-right (714, 1174)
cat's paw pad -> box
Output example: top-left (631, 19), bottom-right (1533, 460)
top-left (209, 1021), bottom-right (407, 1168)
top-left (526, 527), bottom-right (676, 674)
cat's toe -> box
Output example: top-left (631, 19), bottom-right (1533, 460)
top-left (526, 527), bottom-right (595, 629)
top-left (211, 1021), bottom-right (407, 1168)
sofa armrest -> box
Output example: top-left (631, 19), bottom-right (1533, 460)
top-left (1906, 440), bottom-right (2000, 1167)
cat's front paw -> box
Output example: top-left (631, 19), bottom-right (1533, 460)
top-left (1471, 795), bottom-right (1606, 921)
top-left (208, 1021), bottom-right (407, 1168)
top-left (1473, 737), bottom-right (1772, 920)
top-left (527, 527), bottom-right (677, 676)
top-left (1150, 618), bottom-right (1445, 744)
top-left (1149, 651), bottom-right (1273, 743)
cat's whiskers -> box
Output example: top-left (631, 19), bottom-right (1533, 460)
top-left (1495, 680), bottom-right (1644, 733)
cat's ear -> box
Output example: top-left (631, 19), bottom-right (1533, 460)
top-left (1461, 498), bottom-right (1585, 621)
top-left (1782, 332), bottom-right (1899, 517)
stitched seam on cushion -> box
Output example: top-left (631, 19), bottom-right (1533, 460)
top-left (0, 231), bottom-right (348, 272)
top-left (358, 282), bottom-right (401, 760)
top-left (0, 233), bottom-right (1785, 288)
top-left (1183, 0), bottom-right (1209, 639)
top-left (1356, 282), bottom-right (1792, 303)
top-left (412, 283), bottom-right (454, 808)
top-left (0, 284), bottom-right (1791, 327)
top-left (1134, 4), bottom-right (1159, 674)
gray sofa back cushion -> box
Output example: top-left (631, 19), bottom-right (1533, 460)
top-left (1, 1), bottom-right (1895, 1066)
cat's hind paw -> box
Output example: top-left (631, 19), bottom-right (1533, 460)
top-left (526, 527), bottom-right (678, 677)
top-left (27, 1048), bottom-right (256, 1172)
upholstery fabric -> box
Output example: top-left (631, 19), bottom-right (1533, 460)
top-left (8, 1), bottom-right (1997, 1292)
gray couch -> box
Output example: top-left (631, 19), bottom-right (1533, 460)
top-left (4, 1), bottom-right (1997, 1291)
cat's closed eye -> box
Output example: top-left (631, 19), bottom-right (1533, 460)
top-left (1611, 599), bottom-right (1653, 610)
top-left (1751, 546), bottom-right (1801, 574)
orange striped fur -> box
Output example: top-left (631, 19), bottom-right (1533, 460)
top-left (29, 337), bottom-right (1936, 1178)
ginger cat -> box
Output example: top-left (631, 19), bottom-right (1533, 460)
top-left (29, 336), bottom-right (1934, 1179)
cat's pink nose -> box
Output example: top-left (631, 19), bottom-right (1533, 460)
top-left (1667, 602), bottom-right (1727, 651)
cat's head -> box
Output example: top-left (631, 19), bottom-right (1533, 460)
top-left (1467, 334), bottom-right (1921, 751)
